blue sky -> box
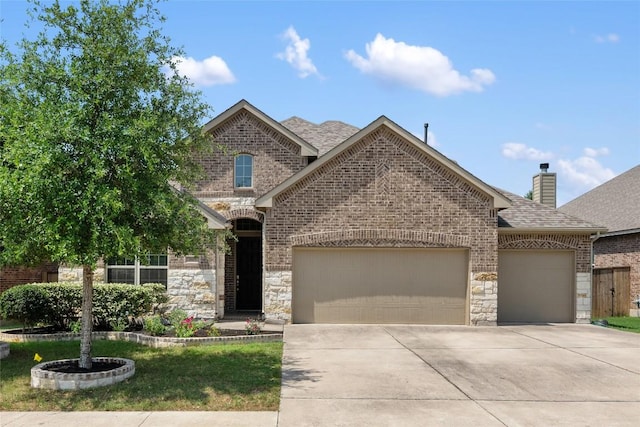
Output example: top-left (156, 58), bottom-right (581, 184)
top-left (2, 1), bottom-right (639, 205)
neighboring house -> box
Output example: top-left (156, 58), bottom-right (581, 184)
top-left (60, 100), bottom-right (604, 325)
top-left (559, 165), bottom-right (640, 316)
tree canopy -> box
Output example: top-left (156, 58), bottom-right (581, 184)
top-left (1, 0), bottom-right (217, 269)
top-left (0, 0), bottom-right (221, 368)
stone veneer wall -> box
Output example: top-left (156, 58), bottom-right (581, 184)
top-left (166, 269), bottom-right (216, 319)
top-left (470, 272), bottom-right (498, 326)
top-left (576, 272), bottom-right (592, 323)
top-left (499, 232), bottom-right (593, 322)
top-left (594, 233), bottom-right (640, 314)
top-left (264, 271), bottom-right (292, 321)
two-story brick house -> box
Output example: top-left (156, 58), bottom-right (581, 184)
top-left (62, 99), bottom-right (604, 325)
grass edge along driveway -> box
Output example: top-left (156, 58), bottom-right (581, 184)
top-left (0, 339), bottom-right (282, 411)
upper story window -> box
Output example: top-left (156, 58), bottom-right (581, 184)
top-left (106, 254), bottom-right (168, 288)
top-left (234, 154), bottom-right (253, 188)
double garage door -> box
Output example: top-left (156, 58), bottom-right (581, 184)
top-left (292, 247), bottom-right (469, 324)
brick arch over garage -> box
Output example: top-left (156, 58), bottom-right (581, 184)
top-left (223, 208), bottom-right (264, 223)
top-left (498, 234), bottom-right (581, 250)
top-left (289, 229), bottom-right (471, 248)
top-left (498, 232), bottom-right (593, 275)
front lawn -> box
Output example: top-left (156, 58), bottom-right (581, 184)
top-left (605, 316), bottom-right (640, 333)
top-left (0, 340), bottom-right (282, 411)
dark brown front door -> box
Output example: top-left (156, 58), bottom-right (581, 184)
top-left (236, 236), bottom-right (262, 310)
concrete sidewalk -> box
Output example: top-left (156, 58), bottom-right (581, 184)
top-left (0, 411), bottom-right (278, 427)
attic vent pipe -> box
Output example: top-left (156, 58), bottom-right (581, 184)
top-left (424, 123), bottom-right (429, 144)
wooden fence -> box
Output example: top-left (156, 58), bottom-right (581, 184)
top-left (592, 267), bottom-right (630, 318)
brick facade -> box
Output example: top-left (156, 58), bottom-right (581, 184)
top-left (265, 127), bottom-right (497, 272)
top-left (194, 111), bottom-right (309, 199)
top-left (0, 263), bottom-right (58, 293)
top-left (594, 233), bottom-right (640, 311)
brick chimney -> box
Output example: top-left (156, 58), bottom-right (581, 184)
top-left (532, 163), bottom-right (557, 208)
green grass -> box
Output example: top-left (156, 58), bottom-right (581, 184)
top-left (0, 340), bottom-right (282, 411)
top-left (605, 316), bottom-right (640, 333)
top-left (0, 319), bottom-right (23, 331)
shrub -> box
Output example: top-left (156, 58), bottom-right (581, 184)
top-left (0, 284), bottom-right (52, 330)
top-left (0, 282), bottom-right (167, 331)
top-left (39, 284), bottom-right (82, 330)
top-left (143, 315), bottom-right (167, 336)
top-left (168, 309), bottom-right (188, 328)
top-left (69, 319), bottom-right (82, 333)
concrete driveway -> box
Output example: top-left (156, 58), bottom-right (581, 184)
top-left (278, 324), bottom-right (640, 426)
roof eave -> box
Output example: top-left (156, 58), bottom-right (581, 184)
top-left (599, 227), bottom-right (640, 238)
top-left (498, 226), bottom-right (608, 234)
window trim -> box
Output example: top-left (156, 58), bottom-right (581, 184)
top-left (234, 153), bottom-right (254, 189)
top-left (106, 254), bottom-right (168, 288)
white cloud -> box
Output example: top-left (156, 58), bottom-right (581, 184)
top-left (501, 142), bottom-right (615, 197)
top-left (276, 26), bottom-right (320, 78)
top-left (344, 34), bottom-right (495, 96)
top-left (557, 157), bottom-right (615, 190)
top-left (594, 33), bottom-right (620, 43)
top-left (169, 55), bottom-right (236, 86)
top-left (583, 147), bottom-right (609, 157)
top-left (501, 142), bottom-right (553, 161)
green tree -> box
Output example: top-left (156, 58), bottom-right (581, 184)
top-left (1, 0), bottom-right (219, 368)
top-left (524, 190), bottom-right (533, 200)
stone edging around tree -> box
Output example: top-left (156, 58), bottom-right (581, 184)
top-left (0, 329), bottom-right (283, 349)
top-left (31, 357), bottom-right (135, 390)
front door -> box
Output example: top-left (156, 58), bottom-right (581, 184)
top-left (235, 236), bottom-right (262, 310)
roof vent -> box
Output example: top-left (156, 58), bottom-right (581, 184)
top-left (539, 163), bottom-right (549, 173)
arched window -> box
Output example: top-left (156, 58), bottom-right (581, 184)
top-left (235, 154), bottom-right (253, 188)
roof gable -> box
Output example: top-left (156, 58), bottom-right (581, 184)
top-left (256, 115), bottom-right (511, 209)
top-left (202, 100), bottom-right (318, 157)
top-left (559, 165), bottom-right (640, 233)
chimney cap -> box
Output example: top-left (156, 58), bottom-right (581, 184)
top-left (540, 163), bottom-right (549, 172)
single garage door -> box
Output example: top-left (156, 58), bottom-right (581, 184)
top-left (498, 250), bottom-right (574, 323)
top-left (292, 247), bottom-right (469, 324)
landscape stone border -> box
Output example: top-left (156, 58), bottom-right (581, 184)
top-left (31, 357), bottom-right (135, 390)
top-left (0, 329), bottom-right (282, 348)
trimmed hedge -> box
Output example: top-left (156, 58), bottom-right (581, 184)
top-left (0, 282), bottom-right (167, 331)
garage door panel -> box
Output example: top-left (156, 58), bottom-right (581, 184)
top-left (293, 247), bottom-right (468, 324)
top-left (498, 250), bottom-right (574, 323)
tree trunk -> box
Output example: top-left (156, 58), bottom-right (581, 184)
top-left (79, 264), bottom-right (94, 369)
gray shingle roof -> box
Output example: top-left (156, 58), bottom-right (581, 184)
top-left (281, 116), bottom-right (359, 156)
top-left (495, 188), bottom-right (605, 232)
top-left (558, 165), bottom-right (640, 233)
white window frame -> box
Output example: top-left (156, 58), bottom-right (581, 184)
top-left (106, 254), bottom-right (168, 287)
top-left (234, 153), bottom-right (254, 189)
